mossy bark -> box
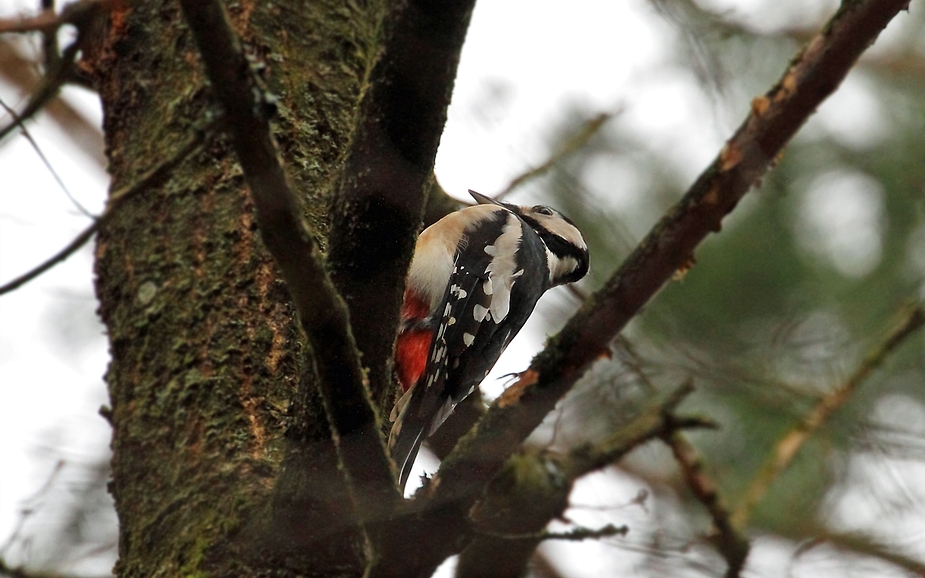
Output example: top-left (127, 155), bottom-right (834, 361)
top-left (91, 1), bottom-right (384, 576)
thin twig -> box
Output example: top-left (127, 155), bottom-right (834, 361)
top-left (40, 0), bottom-right (60, 71)
top-left (732, 302), bottom-right (925, 529)
top-left (0, 38), bottom-right (105, 166)
top-left (0, 0), bottom-right (104, 35)
top-left (454, 383), bottom-right (701, 578)
top-left (665, 432), bottom-right (749, 578)
top-left (495, 110), bottom-right (618, 201)
top-left (0, 123), bottom-right (212, 296)
top-left (0, 0), bottom-right (108, 142)
top-left (476, 523), bottom-right (628, 542)
top-left (0, 461), bottom-right (64, 556)
top-left (541, 524), bottom-right (629, 542)
top-left (0, 42), bottom-right (78, 144)
top-left (0, 221), bottom-right (97, 296)
top-left (0, 96), bottom-right (93, 217)
top-left (809, 528), bottom-right (925, 576)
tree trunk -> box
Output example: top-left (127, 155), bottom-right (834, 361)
top-left (92, 1), bottom-right (383, 575)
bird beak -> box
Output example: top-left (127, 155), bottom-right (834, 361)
top-left (469, 190), bottom-right (502, 206)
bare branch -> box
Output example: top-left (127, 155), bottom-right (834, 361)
top-left (0, 0), bottom-right (107, 142)
top-left (810, 529), bottom-right (925, 576)
top-left (0, 41), bottom-right (78, 144)
top-left (0, 0), bottom-right (105, 35)
top-left (427, 0), bottom-right (912, 518)
top-left (732, 301), bottom-right (925, 529)
top-left (541, 524), bottom-right (629, 543)
top-left (474, 523), bottom-right (628, 543)
top-left (495, 110), bottom-right (618, 201)
top-left (39, 0), bottom-right (59, 72)
top-left (665, 432), bottom-right (749, 578)
top-left (0, 38), bottom-right (104, 166)
top-left (177, 0), bottom-right (399, 531)
top-left (452, 383), bottom-right (702, 578)
top-left (0, 96), bottom-right (93, 217)
top-left (0, 123), bottom-right (212, 296)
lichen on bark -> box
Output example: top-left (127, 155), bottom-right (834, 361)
top-left (91, 1), bottom-right (386, 575)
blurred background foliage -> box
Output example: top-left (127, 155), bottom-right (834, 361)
top-left (509, 0), bottom-right (925, 575)
top-left (1, 0), bottom-right (924, 576)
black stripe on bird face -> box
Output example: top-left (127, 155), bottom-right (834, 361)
top-left (540, 232), bottom-right (589, 284)
top-left (517, 214), bottom-right (589, 285)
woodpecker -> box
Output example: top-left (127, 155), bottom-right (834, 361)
top-left (390, 190), bottom-right (589, 491)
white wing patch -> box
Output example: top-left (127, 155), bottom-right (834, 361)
top-left (484, 214), bottom-right (523, 324)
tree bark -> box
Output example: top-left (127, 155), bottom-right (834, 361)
top-left (91, 1), bottom-right (384, 575)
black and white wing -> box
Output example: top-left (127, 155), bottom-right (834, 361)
top-left (390, 209), bottom-right (550, 490)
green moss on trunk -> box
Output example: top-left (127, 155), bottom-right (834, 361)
top-left (92, 1), bottom-right (385, 575)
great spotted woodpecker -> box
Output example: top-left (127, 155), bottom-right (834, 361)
top-left (389, 190), bottom-right (589, 490)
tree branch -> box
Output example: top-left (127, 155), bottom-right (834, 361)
top-left (0, 38), bottom-right (104, 166)
top-left (0, 122), bottom-right (212, 296)
top-left (426, 0), bottom-right (912, 519)
top-left (0, 40), bottom-right (79, 144)
top-left (325, 0), bottom-right (477, 412)
top-left (0, 0), bottom-right (105, 35)
top-left (177, 0), bottom-right (399, 532)
top-left (0, 0), bottom-right (107, 143)
top-left (446, 383), bottom-right (705, 578)
top-left (732, 301), bottom-right (925, 529)
top-left (495, 110), bottom-right (617, 201)
top-left (805, 528), bottom-right (925, 576)
top-left (0, 96), bottom-right (93, 217)
top-left (665, 432), bottom-right (749, 578)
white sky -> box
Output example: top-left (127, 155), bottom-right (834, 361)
top-left (1, 0), bottom-right (921, 576)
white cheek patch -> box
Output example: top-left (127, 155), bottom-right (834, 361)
top-left (547, 253), bottom-right (580, 284)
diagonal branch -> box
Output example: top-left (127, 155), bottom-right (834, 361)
top-left (0, 40), bottom-right (79, 144)
top-left (802, 528), bottom-right (925, 576)
top-left (665, 432), bottom-right (749, 578)
top-left (0, 0), bottom-right (107, 143)
top-left (495, 110), bottom-right (617, 201)
top-left (425, 0), bottom-right (912, 517)
top-left (0, 38), bottom-right (104, 166)
top-left (454, 383), bottom-right (705, 578)
top-left (0, 122), bottom-right (212, 296)
top-left (177, 0), bottom-right (399, 529)
top-left (731, 301), bottom-right (925, 529)
top-left (0, 0), bottom-right (105, 35)
top-left (0, 96), bottom-right (93, 218)
top-left (325, 0), bottom-right (477, 412)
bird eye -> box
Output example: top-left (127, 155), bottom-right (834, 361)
top-left (532, 205), bottom-right (554, 216)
